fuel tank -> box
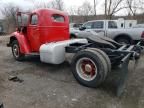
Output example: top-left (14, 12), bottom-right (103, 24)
top-left (40, 39), bottom-right (88, 64)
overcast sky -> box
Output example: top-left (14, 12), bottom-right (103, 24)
top-left (0, 0), bottom-right (126, 18)
top-left (0, 0), bottom-right (104, 12)
top-left (1, 0), bottom-right (94, 7)
top-left (0, 0), bottom-right (95, 9)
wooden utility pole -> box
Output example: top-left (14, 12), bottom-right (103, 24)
top-left (105, 0), bottom-right (107, 19)
top-left (94, 0), bottom-right (96, 16)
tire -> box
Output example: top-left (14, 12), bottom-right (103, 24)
top-left (116, 37), bottom-right (131, 45)
top-left (11, 40), bottom-right (25, 61)
top-left (71, 49), bottom-right (108, 88)
top-left (85, 49), bottom-right (109, 82)
top-left (87, 48), bottom-right (111, 76)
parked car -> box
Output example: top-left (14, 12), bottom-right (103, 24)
top-left (77, 20), bottom-right (144, 44)
top-left (70, 23), bottom-right (83, 38)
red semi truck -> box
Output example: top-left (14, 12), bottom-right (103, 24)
top-left (7, 8), bottom-right (143, 96)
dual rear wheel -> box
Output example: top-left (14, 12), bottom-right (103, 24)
top-left (71, 48), bottom-right (111, 88)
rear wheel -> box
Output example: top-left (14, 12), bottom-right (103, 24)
top-left (71, 49), bottom-right (108, 88)
top-left (87, 48), bottom-right (111, 77)
top-left (11, 40), bottom-right (25, 61)
top-left (116, 37), bottom-right (131, 44)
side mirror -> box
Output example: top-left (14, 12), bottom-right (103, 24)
top-left (79, 26), bottom-right (86, 31)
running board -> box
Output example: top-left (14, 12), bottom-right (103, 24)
top-left (25, 53), bottom-right (40, 56)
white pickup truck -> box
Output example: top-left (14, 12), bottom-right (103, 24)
top-left (76, 20), bottom-right (144, 44)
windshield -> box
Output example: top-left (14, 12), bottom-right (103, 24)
top-left (17, 14), bottom-right (29, 26)
top-left (83, 22), bottom-right (93, 29)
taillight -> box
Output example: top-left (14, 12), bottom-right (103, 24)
top-left (141, 31), bottom-right (144, 38)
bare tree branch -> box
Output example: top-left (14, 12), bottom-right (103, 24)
top-left (104, 0), bottom-right (125, 19)
top-left (0, 3), bottom-right (19, 32)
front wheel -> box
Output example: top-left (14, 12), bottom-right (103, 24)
top-left (11, 40), bottom-right (25, 61)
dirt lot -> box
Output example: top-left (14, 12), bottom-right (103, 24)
top-left (0, 36), bottom-right (144, 108)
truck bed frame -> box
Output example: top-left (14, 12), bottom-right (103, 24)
top-left (65, 38), bottom-right (143, 96)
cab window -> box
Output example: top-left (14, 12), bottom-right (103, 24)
top-left (92, 21), bottom-right (104, 29)
top-left (108, 21), bottom-right (117, 28)
top-left (52, 14), bottom-right (65, 22)
top-left (31, 14), bottom-right (38, 25)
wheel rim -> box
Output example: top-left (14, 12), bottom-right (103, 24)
top-left (76, 57), bottom-right (97, 81)
top-left (12, 44), bottom-right (20, 58)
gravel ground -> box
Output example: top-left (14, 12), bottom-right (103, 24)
top-left (0, 35), bottom-right (144, 108)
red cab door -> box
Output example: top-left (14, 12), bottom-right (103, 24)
top-left (27, 14), bottom-right (40, 52)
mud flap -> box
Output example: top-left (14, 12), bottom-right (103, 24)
top-left (104, 54), bottom-right (131, 96)
top-left (114, 55), bottom-right (130, 96)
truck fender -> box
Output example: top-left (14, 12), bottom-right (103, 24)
top-left (9, 32), bottom-right (31, 54)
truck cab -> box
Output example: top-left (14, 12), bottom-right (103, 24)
top-left (8, 9), bottom-right (70, 60)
